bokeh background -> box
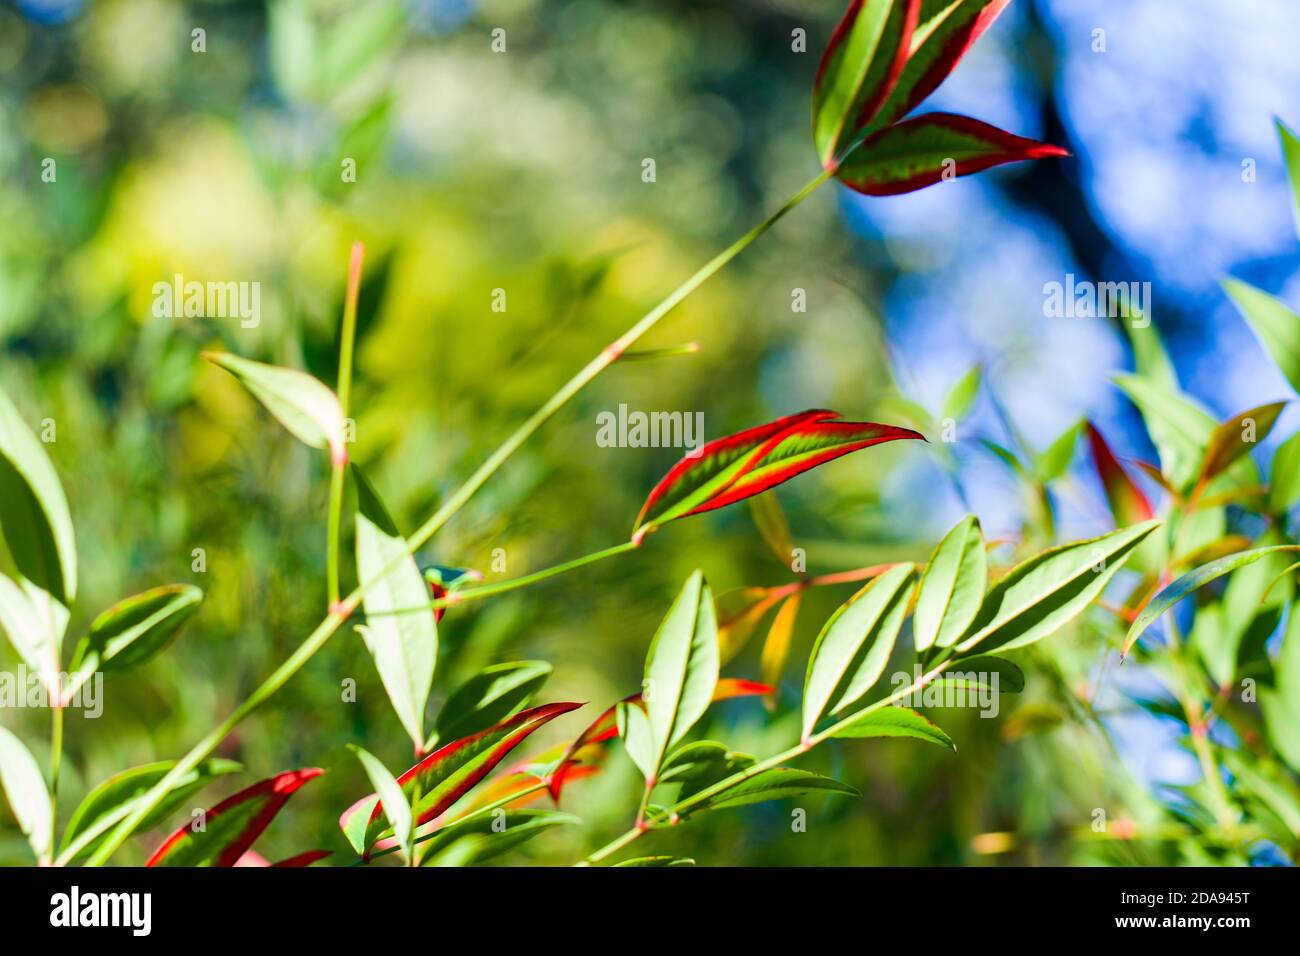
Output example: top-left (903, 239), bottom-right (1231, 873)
top-left (1, 0), bottom-right (1298, 865)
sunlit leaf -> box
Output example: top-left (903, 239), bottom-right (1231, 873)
top-left (616, 700), bottom-right (657, 782)
top-left (69, 585), bottom-right (203, 682)
top-left (632, 410), bottom-right (923, 543)
top-left (1114, 375), bottom-right (1216, 492)
top-left (1036, 419), bottom-right (1081, 482)
top-left (0, 727), bottom-right (52, 862)
top-left (914, 515), bottom-right (985, 653)
top-left (614, 855), bottom-right (696, 867)
top-left (715, 586), bottom-right (782, 662)
top-left (748, 492), bottom-right (794, 567)
top-left (431, 660), bottom-right (551, 748)
top-left (941, 364), bottom-right (982, 421)
top-left (831, 705), bottom-right (954, 750)
top-left (1085, 422), bottom-right (1154, 527)
top-left (147, 768), bottom-right (323, 867)
top-left (1279, 118), bottom-right (1300, 240)
top-left (686, 768), bottom-right (858, 815)
top-left (837, 112), bottom-right (1067, 196)
top-left (1199, 402), bottom-right (1286, 485)
top-left (204, 352), bottom-right (347, 463)
top-left (1224, 280), bottom-right (1300, 395)
top-left (0, 572), bottom-right (65, 694)
top-left (937, 654), bottom-right (1024, 693)
top-left (802, 563), bottom-right (915, 741)
top-left (760, 593), bottom-right (802, 702)
top-left (1269, 431), bottom-right (1300, 514)
top-left (418, 809), bottom-right (578, 866)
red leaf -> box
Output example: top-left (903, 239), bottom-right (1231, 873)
top-left (146, 768), bottom-right (323, 868)
top-left (1086, 422), bottom-right (1155, 527)
top-left (837, 112), bottom-right (1068, 196)
top-left (272, 849), bottom-right (332, 867)
top-left (633, 410), bottom-right (924, 542)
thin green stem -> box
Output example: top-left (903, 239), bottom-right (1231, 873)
top-left (327, 242), bottom-right (365, 610)
top-left (83, 170), bottom-right (831, 866)
top-left (49, 700), bottom-right (63, 856)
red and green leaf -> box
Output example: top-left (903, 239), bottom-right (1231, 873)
top-left (836, 112), bottom-right (1068, 196)
top-left (146, 768), bottom-right (323, 868)
top-left (813, 0), bottom-right (922, 166)
top-left (339, 702), bottom-right (581, 856)
top-left (632, 410), bottom-right (923, 542)
top-left (1085, 422), bottom-right (1155, 528)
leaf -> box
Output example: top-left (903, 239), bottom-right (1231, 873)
top-left (614, 855), bottom-right (696, 867)
top-left (354, 465), bottom-right (437, 750)
top-left (431, 660), bottom-right (551, 748)
top-left (69, 584), bottom-right (203, 680)
top-left (1269, 431), bottom-right (1300, 514)
top-left (1261, 600), bottom-right (1300, 773)
top-left (938, 654), bottom-right (1024, 693)
top-left (687, 768), bottom-right (858, 815)
top-left (838, 111), bottom-right (1066, 196)
top-left (59, 758), bottom-right (241, 864)
top-left (812, 0), bottom-right (921, 166)
top-left (146, 768), bottom-right (323, 867)
top-left (1113, 375), bottom-right (1216, 492)
top-left (831, 705), bottom-right (955, 750)
top-left (941, 364), bottom-right (982, 421)
top-left (715, 586), bottom-right (783, 662)
top-left (349, 746), bottom-right (413, 861)
top-left (0, 572), bottom-right (64, 693)
top-left (870, 0), bottom-right (1012, 131)
top-left (960, 520), bottom-right (1161, 655)
top-left (0, 383), bottom-right (77, 604)
top-left (802, 563), bottom-right (915, 741)
top-left (642, 571), bottom-right (719, 776)
top-left (417, 809), bottom-right (578, 866)
top-left (748, 492), bottom-right (794, 567)
top-left (1199, 402), bottom-right (1287, 484)
top-left (203, 351), bottom-right (347, 463)
top-left (760, 593), bottom-right (802, 700)
top-left (339, 702), bottom-right (581, 855)
top-left (271, 849), bottom-right (332, 867)
top-left (1223, 280), bottom-right (1300, 395)
top-left (1085, 422), bottom-right (1155, 527)
top-left (632, 410), bottom-right (923, 542)
top-left (659, 741), bottom-right (757, 800)
top-left (914, 515), bottom-right (985, 653)
top-left (0, 727), bottom-right (52, 862)
top-left (1035, 419), bottom-right (1081, 482)
top-left (1280, 118), bottom-right (1300, 241)
top-left (616, 700), bottom-right (657, 782)
top-left (1122, 545), bottom-right (1300, 659)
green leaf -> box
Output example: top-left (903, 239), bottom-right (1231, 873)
top-left (0, 727), bottom-right (51, 862)
top-left (431, 661), bottom-right (551, 749)
top-left (614, 855), bottom-right (696, 867)
top-left (960, 520), bottom-right (1161, 655)
top-left (349, 746), bottom-right (413, 862)
top-left (802, 563), bottom-right (915, 740)
top-left (748, 492), bottom-right (794, 567)
top-left (831, 705), bottom-right (955, 750)
top-left (659, 741), bottom-right (756, 799)
top-left (642, 571), bottom-right (719, 775)
top-left (1122, 544), bottom-right (1300, 659)
top-left (1035, 419), bottom-right (1081, 482)
top-left (812, 0), bottom-right (918, 165)
top-left (1278, 118), bottom-right (1300, 241)
top-left (938, 654), bottom-right (1024, 693)
top-left (418, 809), bottom-right (578, 866)
top-left (59, 758), bottom-right (241, 864)
top-left (1114, 375), bottom-right (1216, 492)
top-left (354, 465), bottom-right (437, 750)
top-left (1262, 604), bottom-right (1300, 774)
top-left (914, 516), bottom-right (985, 653)
top-left (941, 364), bottom-right (982, 422)
top-left (0, 572), bottom-right (65, 691)
top-left (0, 383), bottom-right (77, 604)
top-left (1199, 402), bottom-right (1287, 484)
top-left (1269, 430), bottom-right (1300, 514)
top-left (204, 352), bottom-right (347, 462)
top-left (616, 700), bottom-right (657, 782)
top-left (688, 768), bottom-right (858, 815)
top-left (1223, 280), bottom-right (1300, 395)
top-left (69, 585), bottom-right (203, 681)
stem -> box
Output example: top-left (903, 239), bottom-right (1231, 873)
top-left (82, 170), bottom-right (832, 866)
top-left (49, 700), bottom-right (63, 857)
top-left (579, 659), bottom-right (952, 865)
top-left (327, 242), bottom-right (365, 610)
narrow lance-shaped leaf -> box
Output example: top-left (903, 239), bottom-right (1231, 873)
top-left (748, 492), bottom-right (794, 567)
top-left (339, 702), bottom-right (581, 855)
top-left (0, 727), bottom-right (52, 863)
top-left (802, 563), bottom-right (915, 742)
top-left (760, 592), bottom-right (802, 703)
top-left (812, 0), bottom-right (921, 166)
top-left (914, 515), bottom-right (985, 653)
top-left (430, 660), bottom-right (551, 749)
top-left (869, 0), bottom-right (1012, 131)
top-left (1279, 118), bottom-right (1300, 241)
top-left (937, 654), bottom-right (1024, 693)
top-left (614, 855), bottom-right (696, 867)
top-left (632, 410), bottom-right (924, 543)
top-left (831, 705), bottom-right (955, 750)
top-left (146, 768), bottom-right (323, 867)
top-left (1198, 401), bottom-right (1287, 485)
top-left (836, 112), bottom-right (1068, 196)
top-left (958, 520), bottom-right (1161, 655)
top-left (0, 573), bottom-right (63, 695)
top-left (1122, 545), bottom-right (1300, 659)
top-left (204, 352), bottom-right (347, 464)
top-left (354, 465), bottom-right (437, 751)
top-left (417, 809), bottom-right (579, 867)
top-left (69, 584), bottom-right (203, 688)
top-left (1270, 430), bottom-right (1300, 514)
top-left (1113, 374), bottom-right (1217, 492)
top-left (642, 571), bottom-right (719, 778)
top-left (1085, 423), bottom-right (1154, 528)
top-left (685, 768), bottom-right (859, 816)
top-left (1223, 279), bottom-right (1300, 395)
top-left (942, 364), bottom-right (982, 421)
top-left (349, 746), bottom-right (413, 862)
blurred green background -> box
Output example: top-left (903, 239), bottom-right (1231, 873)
top-left (2, 0), bottom-right (1297, 866)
